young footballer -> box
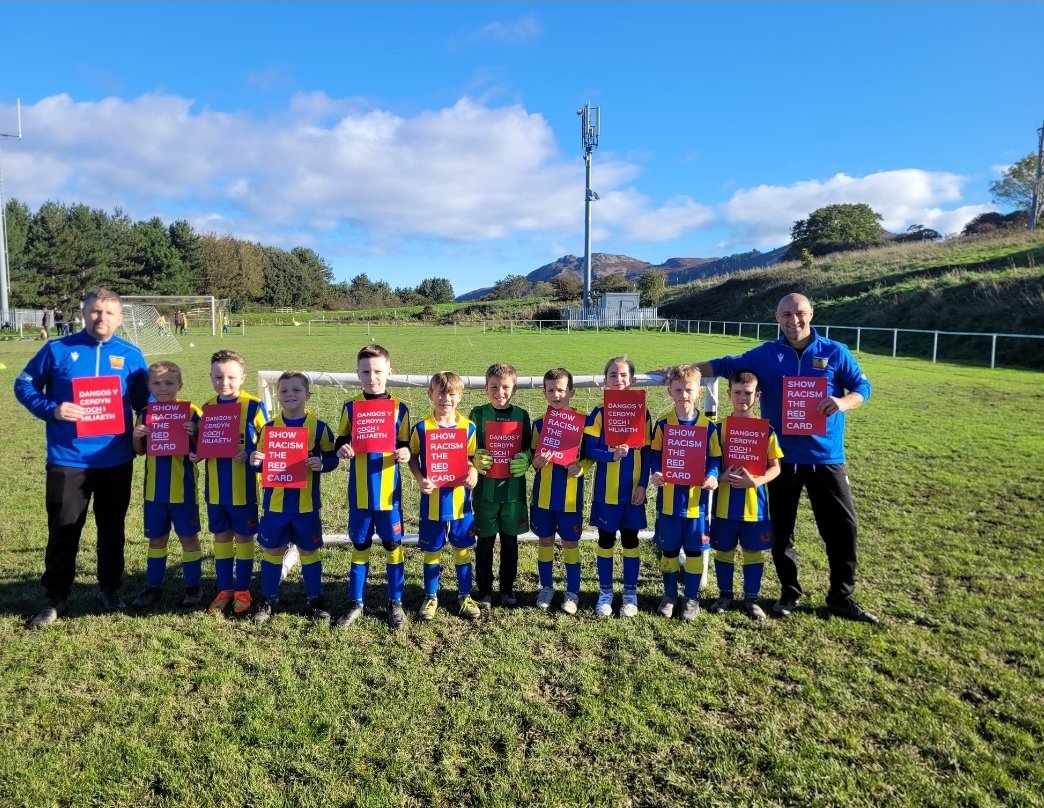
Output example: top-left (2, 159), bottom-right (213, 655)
top-left (249, 372), bottom-right (339, 624)
top-left (129, 361), bottom-right (204, 609)
top-left (648, 365), bottom-right (720, 621)
top-left (531, 368), bottom-right (589, 614)
top-left (334, 344), bottom-right (411, 630)
top-left (708, 370), bottom-right (783, 620)
top-left (583, 355), bottom-right (651, 618)
top-left (199, 350), bottom-right (268, 616)
top-left (469, 362), bottom-right (532, 609)
top-left (408, 372), bottom-right (481, 621)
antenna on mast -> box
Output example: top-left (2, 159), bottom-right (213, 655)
top-left (578, 102), bottom-right (600, 311)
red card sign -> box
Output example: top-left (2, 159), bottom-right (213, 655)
top-left (262, 425), bottom-right (309, 488)
top-left (351, 398), bottom-right (396, 454)
top-left (484, 420), bottom-right (523, 479)
top-left (723, 417), bottom-right (770, 477)
top-left (536, 408), bottom-right (586, 466)
top-left (426, 428), bottom-right (469, 488)
top-left (603, 389), bottom-right (646, 448)
top-left (146, 401), bottom-right (191, 456)
top-left (661, 423), bottom-right (708, 486)
top-left (72, 375), bottom-right (125, 437)
top-left (196, 402), bottom-right (241, 459)
top-left (782, 376), bottom-right (828, 435)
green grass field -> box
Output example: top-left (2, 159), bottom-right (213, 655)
top-left (1, 326), bottom-right (1041, 807)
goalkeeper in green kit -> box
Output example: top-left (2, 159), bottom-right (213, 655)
top-left (469, 363), bottom-right (533, 609)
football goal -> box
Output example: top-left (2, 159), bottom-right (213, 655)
top-left (119, 303), bottom-right (182, 356)
top-left (121, 295), bottom-right (227, 337)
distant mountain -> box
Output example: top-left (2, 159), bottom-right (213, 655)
top-left (455, 248), bottom-right (784, 301)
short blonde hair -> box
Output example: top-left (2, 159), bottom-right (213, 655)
top-left (429, 371), bottom-right (464, 395)
top-left (148, 360), bottom-right (183, 383)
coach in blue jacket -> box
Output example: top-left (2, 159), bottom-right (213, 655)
top-left (693, 293), bottom-right (877, 623)
top-left (15, 288), bottom-right (149, 628)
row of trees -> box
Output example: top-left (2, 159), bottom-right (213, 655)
top-left (482, 269), bottom-right (666, 307)
top-left (2, 200), bottom-right (456, 314)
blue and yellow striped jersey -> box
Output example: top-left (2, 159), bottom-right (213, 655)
top-left (711, 423), bottom-right (783, 521)
top-left (649, 411), bottom-right (720, 518)
top-left (409, 413), bottom-right (477, 521)
top-left (583, 406), bottom-right (651, 506)
top-left (137, 401), bottom-right (202, 504)
top-left (260, 411), bottom-right (338, 515)
top-left (531, 410), bottom-right (589, 513)
top-left (202, 392), bottom-right (268, 506)
top-left (336, 395), bottom-right (410, 511)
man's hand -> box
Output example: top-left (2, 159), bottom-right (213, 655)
top-left (54, 402), bottom-right (84, 422)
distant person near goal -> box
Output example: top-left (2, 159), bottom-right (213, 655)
top-left (15, 288), bottom-right (150, 628)
top-left (681, 292), bottom-right (878, 623)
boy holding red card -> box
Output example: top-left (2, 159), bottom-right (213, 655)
top-left (248, 372), bottom-right (339, 624)
top-left (648, 365), bottom-right (720, 621)
top-left (408, 372), bottom-right (481, 621)
top-left (129, 361), bottom-right (204, 609)
top-left (198, 350), bottom-right (268, 617)
top-left (334, 344), bottom-right (412, 630)
top-left (708, 370), bottom-right (783, 620)
top-left (469, 362), bottom-right (532, 610)
top-left (584, 356), bottom-right (651, 618)
top-left (531, 368), bottom-right (589, 614)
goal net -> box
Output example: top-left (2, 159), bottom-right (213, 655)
top-left (257, 369), bottom-right (718, 584)
top-left (119, 304), bottom-right (182, 356)
top-left (121, 295), bottom-right (225, 337)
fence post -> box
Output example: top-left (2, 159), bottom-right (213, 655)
top-left (932, 331), bottom-right (939, 363)
top-left (856, 328), bottom-right (861, 353)
top-left (991, 334), bottom-right (997, 369)
top-left (893, 329), bottom-right (898, 358)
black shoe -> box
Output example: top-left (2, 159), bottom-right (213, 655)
top-left (306, 597), bottom-right (331, 623)
top-left (251, 597), bottom-right (274, 625)
top-left (334, 602), bottom-right (364, 628)
top-left (499, 589), bottom-right (518, 608)
top-left (387, 601), bottom-right (406, 630)
top-left (97, 588), bottom-right (127, 612)
top-left (827, 598), bottom-right (879, 624)
top-left (181, 586), bottom-right (202, 607)
top-left (474, 591), bottom-right (493, 611)
top-left (29, 600), bottom-right (68, 629)
top-left (772, 595), bottom-right (800, 617)
top-left (131, 587), bottom-right (163, 609)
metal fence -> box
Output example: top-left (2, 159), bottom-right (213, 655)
top-left (0, 307), bottom-right (45, 335)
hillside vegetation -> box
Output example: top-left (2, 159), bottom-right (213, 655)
top-left (660, 228), bottom-right (1044, 335)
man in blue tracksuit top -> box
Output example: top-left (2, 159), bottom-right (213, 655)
top-left (693, 293), bottom-right (877, 623)
top-left (15, 289), bottom-right (149, 628)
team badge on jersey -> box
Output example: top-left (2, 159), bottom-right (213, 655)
top-left (813, 358), bottom-right (828, 369)
top-left (110, 356), bottom-right (125, 369)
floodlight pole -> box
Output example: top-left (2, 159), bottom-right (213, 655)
top-left (578, 103), bottom-right (600, 311)
top-left (1029, 120), bottom-right (1043, 232)
top-left (0, 100), bottom-right (22, 325)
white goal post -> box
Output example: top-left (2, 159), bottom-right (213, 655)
top-left (121, 295), bottom-right (227, 337)
top-left (258, 370), bottom-right (717, 586)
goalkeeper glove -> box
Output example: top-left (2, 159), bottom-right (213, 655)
top-left (509, 454), bottom-right (530, 477)
top-left (473, 448), bottom-right (493, 474)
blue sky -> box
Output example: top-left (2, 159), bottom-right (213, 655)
top-left (1, 2), bottom-right (1041, 297)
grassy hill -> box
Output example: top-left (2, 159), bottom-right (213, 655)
top-left (659, 228), bottom-right (1044, 336)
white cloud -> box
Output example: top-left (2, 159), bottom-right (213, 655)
top-left (460, 13), bottom-right (543, 47)
top-left (718, 169), bottom-right (979, 249)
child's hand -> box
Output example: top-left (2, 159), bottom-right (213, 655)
top-left (473, 448), bottom-right (493, 475)
top-left (566, 462), bottom-right (582, 478)
top-left (612, 445), bottom-right (630, 461)
top-left (305, 456), bottom-right (323, 471)
top-left (233, 450), bottom-right (249, 464)
top-left (631, 486), bottom-right (646, 507)
top-left (184, 421), bottom-right (196, 436)
top-left (133, 424), bottom-right (149, 438)
top-left (395, 447), bottom-right (411, 464)
top-left (509, 454), bottom-right (529, 477)
top-left (701, 474), bottom-right (719, 491)
top-left (419, 477), bottom-right (435, 495)
top-left (724, 465), bottom-right (755, 488)
top-left (249, 451), bottom-right (264, 466)
top-left (188, 451), bottom-right (199, 464)
top-left (464, 466), bottom-right (479, 489)
top-left (337, 444), bottom-right (355, 460)
top-left (532, 451), bottom-right (551, 470)
top-left (650, 471), bottom-right (665, 488)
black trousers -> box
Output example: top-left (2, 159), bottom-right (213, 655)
top-left (768, 463), bottom-right (858, 606)
top-left (42, 462), bottom-right (134, 601)
top-left (475, 534), bottom-right (519, 594)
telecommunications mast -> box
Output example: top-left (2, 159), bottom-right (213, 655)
top-left (0, 99), bottom-right (22, 324)
top-left (578, 102), bottom-right (600, 310)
